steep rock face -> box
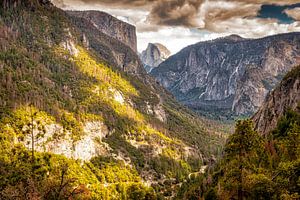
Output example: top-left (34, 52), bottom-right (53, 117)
top-left (140, 43), bottom-right (171, 73)
top-left (66, 10), bottom-right (145, 75)
top-left (252, 66), bottom-right (300, 135)
top-left (67, 10), bottom-right (137, 52)
top-left (151, 33), bottom-right (300, 118)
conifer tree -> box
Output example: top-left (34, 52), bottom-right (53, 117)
top-left (222, 120), bottom-right (264, 200)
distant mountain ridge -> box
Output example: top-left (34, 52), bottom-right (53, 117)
top-left (140, 43), bottom-right (171, 73)
top-left (151, 32), bottom-right (300, 119)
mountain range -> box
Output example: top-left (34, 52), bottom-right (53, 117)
top-left (177, 65), bottom-right (300, 199)
top-left (151, 33), bottom-right (300, 119)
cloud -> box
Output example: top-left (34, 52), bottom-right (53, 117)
top-left (148, 0), bottom-right (204, 27)
top-left (53, 0), bottom-right (300, 28)
top-left (284, 7), bottom-right (300, 21)
top-left (136, 27), bottom-right (226, 53)
top-left (231, 0), bottom-right (299, 5)
top-left (199, 1), bottom-right (261, 29)
top-left (53, 0), bottom-right (205, 27)
top-left (197, 0), bottom-right (300, 38)
top-left (51, 0), bottom-right (67, 8)
top-left (51, 0), bottom-right (300, 54)
top-left (57, 0), bottom-right (157, 9)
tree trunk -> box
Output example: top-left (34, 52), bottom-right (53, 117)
top-left (31, 109), bottom-right (35, 164)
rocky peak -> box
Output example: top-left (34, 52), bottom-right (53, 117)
top-left (151, 32), bottom-right (300, 119)
top-left (151, 43), bottom-right (171, 60)
top-left (221, 34), bottom-right (245, 42)
top-left (141, 43), bottom-right (171, 73)
top-left (67, 10), bottom-right (137, 52)
top-left (252, 65), bottom-right (300, 135)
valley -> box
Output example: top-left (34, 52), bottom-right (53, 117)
top-left (151, 33), bottom-right (300, 120)
top-left (0, 0), bottom-right (299, 199)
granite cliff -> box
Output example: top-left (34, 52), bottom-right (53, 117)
top-left (66, 10), bottom-right (144, 75)
top-left (140, 43), bottom-right (171, 73)
top-left (67, 10), bottom-right (137, 52)
top-left (151, 33), bottom-right (300, 119)
top-left (252, 65), bottom-right (300, 135)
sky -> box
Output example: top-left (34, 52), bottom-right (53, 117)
top-left (52, 0), bottom-right (300, 54)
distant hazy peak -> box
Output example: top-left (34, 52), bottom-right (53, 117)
top-left (223, 34), bottom-right (245, 41)
top-left (212, 34), bottom-right (246, 43)
top-left (151, 43), bottom-right (171, 58)
top-left (140, 43), bottom-right (171, 73)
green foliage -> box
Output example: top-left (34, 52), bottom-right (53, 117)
top-left (0, 2), bottom-right (229, 199)
top-left (176, 175), bottom-right (206, 200)
top-left (189, 111), bottom-right (300, 200)
top-left (283, 65), bottom-right (300, 82)
top-left (0, 129), bottom-right (157, 199)
top-left (90, 156), bottom-right (140, 183)
top-left (1, 106), bottom-right (54, 135)
top-left (225, 120), bottom-right (263, 156)
top-left (244, 173), bottom-right (275, 199)
top-left (127, 183), bottom-right (157, 200)
top-left (272, 109), bottom-right (300, 138)
top-left (150, 155), bottom-right (190, 182)
top-left (60, 111), bottom-right (83, 141)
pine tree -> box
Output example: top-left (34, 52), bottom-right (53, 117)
top-left (222, 120), bottom-right (264, 200)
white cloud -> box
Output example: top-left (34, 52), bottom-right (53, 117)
top-left (137, 27), bottom-right (224, 54)
top-left (212, 18), bottom-right (300, 38)
top-left (284, 7), bottom-right (300, 21)
top-left (52, 0), bottom-right (300, 55)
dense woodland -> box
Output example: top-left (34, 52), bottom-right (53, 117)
top-left (177, 75), bottom-right (300, 199)
top-left (0, 1), bottom-right (227, 199)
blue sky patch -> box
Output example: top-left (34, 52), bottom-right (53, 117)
top-left (258, 3), bottom-right (300, 24)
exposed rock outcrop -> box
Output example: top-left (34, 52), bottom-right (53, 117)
top-left (140, 43), bottom-right (171, 73)
top-left (67, 10), bottom-right (137, 52)
top-left (23, 121), bottom-right (110, 161)
top-left (67, 10), bottom-right (145, 75)
top-left (151, 33), bottom-right (300, 118)
top-left (252, 65), bottom-right (300, 135)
